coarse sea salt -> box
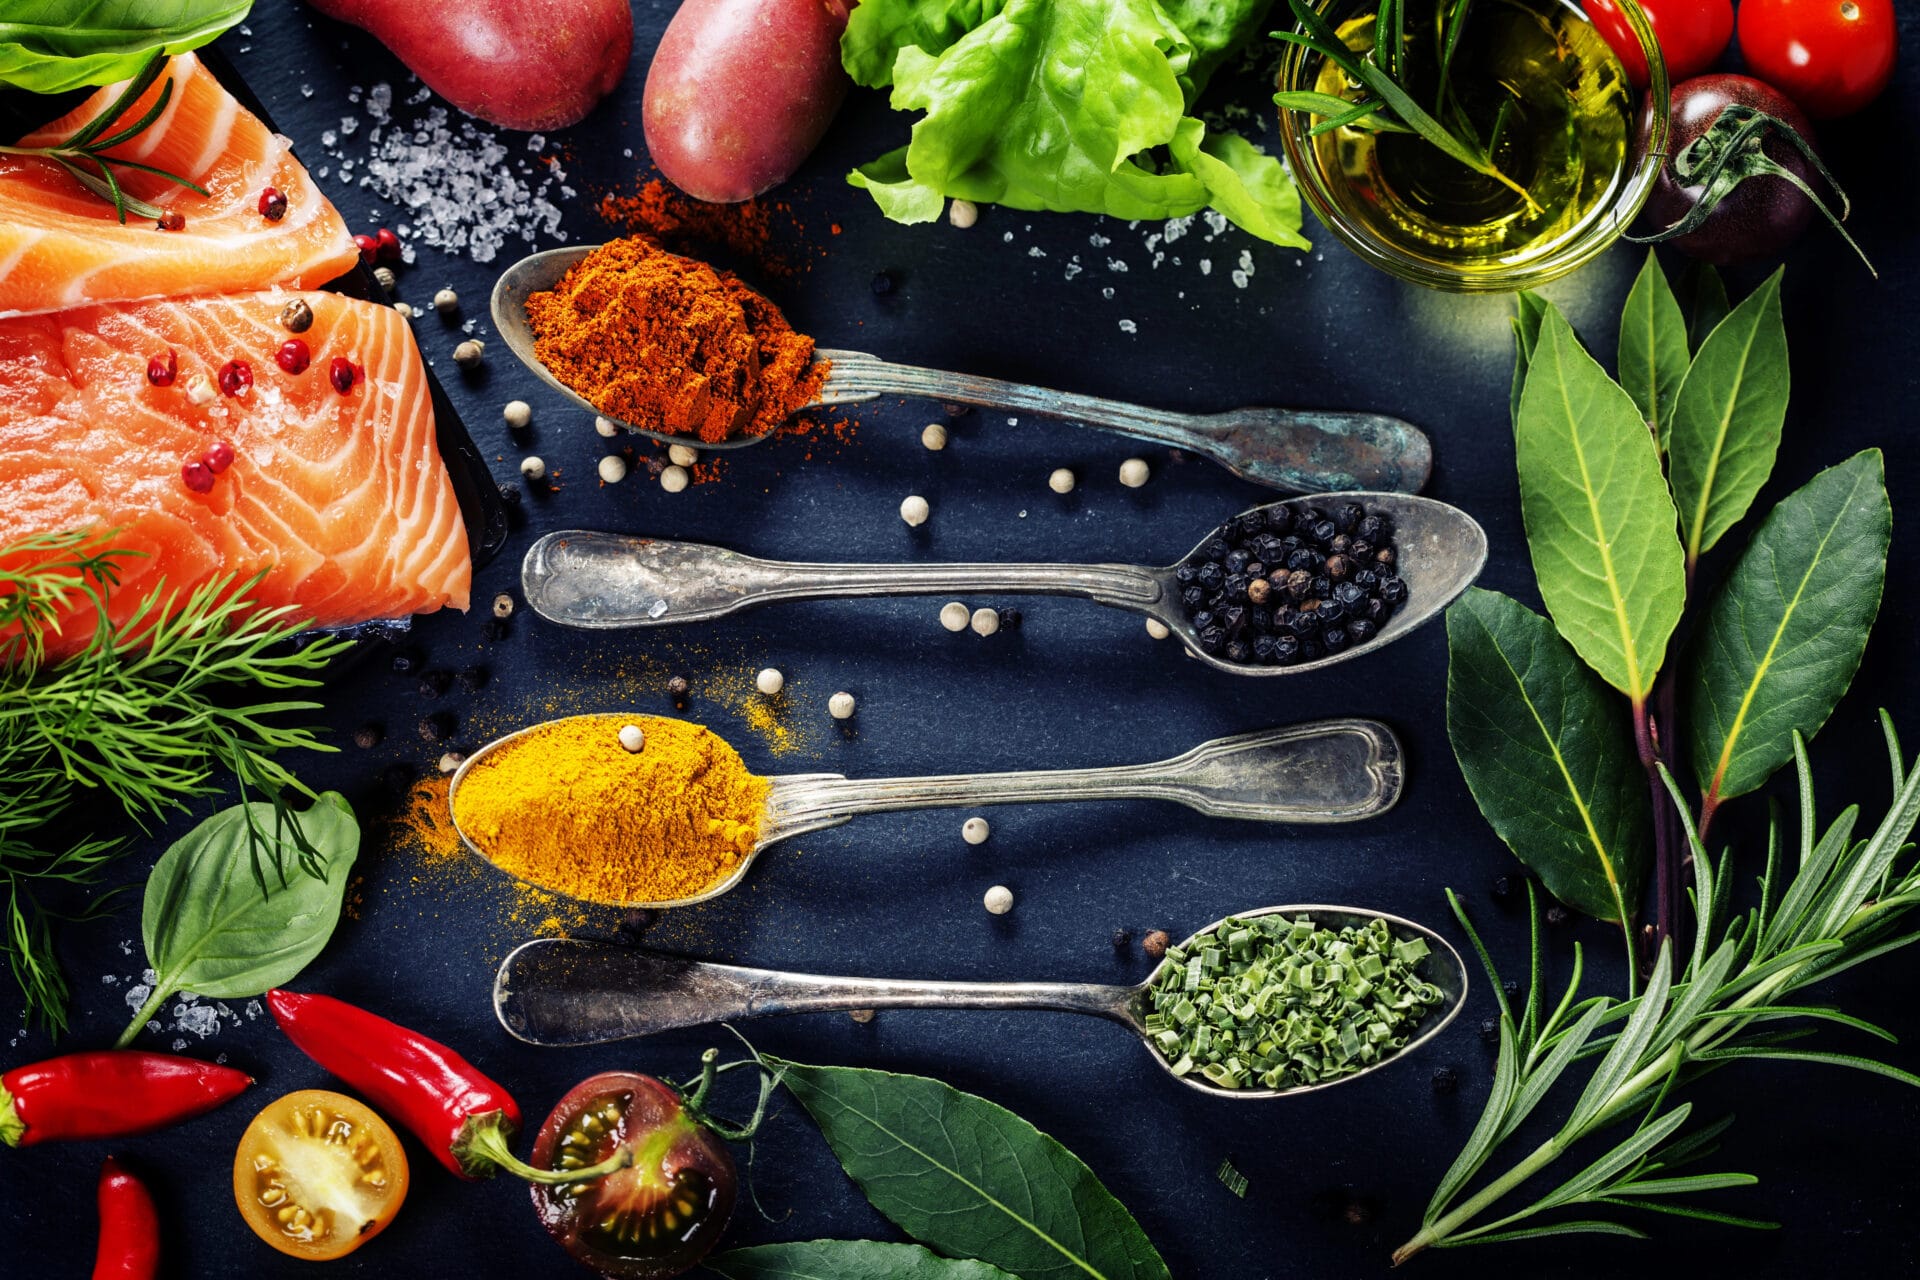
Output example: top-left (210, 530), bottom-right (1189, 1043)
top-left (315, 80), bottom-right (568, 263)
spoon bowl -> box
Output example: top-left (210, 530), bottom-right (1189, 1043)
top-left (521, 493), bottom-right (1486, 678)
top-left (491, 245), bottom-right (1433, 491)
top-left (492, 903), bottom-right (1468, 1099)
top-left (450, 717), bottom-right (1404, 908)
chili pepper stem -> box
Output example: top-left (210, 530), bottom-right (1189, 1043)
top-left (116, 986), bottom-right (170, 1049)
top-left (0, 1087), bottom-right (23, 1147)
top-left (452, 1110), bottom-right (633, 1185)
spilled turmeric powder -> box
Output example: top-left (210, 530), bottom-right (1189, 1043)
top-left (451, 714), bottom-right (770, 905)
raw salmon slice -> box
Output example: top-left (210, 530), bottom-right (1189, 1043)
top-left (0, 291), bottom-right (470, 658)
top-left (0, 53), bottom-right (359, 318)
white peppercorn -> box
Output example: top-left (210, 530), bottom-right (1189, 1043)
top-left (1119, 457), bottom-right (1151, 488)
top-left (452, 339), bottom-right (485, 369)
top-left (828, 691), bottom-right (856, 720)
top-left (1145, 617), bottom-right (1171, 640)
top-left (432, 287), bottom-right (459, 313)
top-left (503, 400), bottom-right (532, 430)
top-left (594, 416), bottom-right (620, 438)
top-left (597, 455), bottom-right (628, 484)
top-left (921, 423), bottom-right (948, 451)
top-left (970, 607), bottom-right (999, 637)
top-left (948, 198), bottom-right (979, 228)
top-left (1048, 467), bottom-right (1076, 494)
top-left (983, 884), bottom-right (1014, 915)
top-left (520, 456), bottom-right (546, 480)
top-left (618, 723), bottom-right (646, 753)
top-left (939, 601), bottom-right (970, 632)
top-left (660, 465), bottom-right (690, 493)
top-left (900, 494), bottom-right (930, 527)
top-left (756, 667), bottom-right (784, 696)
top-left (962, 817), bottom-right (990, 845)
top-left (668, 443), bottom-right (699, 467)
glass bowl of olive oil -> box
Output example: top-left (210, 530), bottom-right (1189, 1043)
top-left (1277, 0), bottom-right (1669, 292)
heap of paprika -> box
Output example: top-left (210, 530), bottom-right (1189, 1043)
top-left (267, 989), bottom-right (626, 1184)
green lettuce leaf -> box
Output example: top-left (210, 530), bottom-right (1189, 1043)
top-left (0, 1), bottom-right (251, 94)
top-left (841, 0), bottom-right (1307, 247)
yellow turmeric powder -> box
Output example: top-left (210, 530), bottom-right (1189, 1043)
top-left (451, 714), bottom-right (769, 904)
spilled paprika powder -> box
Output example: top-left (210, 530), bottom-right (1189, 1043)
top-left (524, 236), bottom-right (828, 444)
top-left (451, 714), bottom-right (769, 904)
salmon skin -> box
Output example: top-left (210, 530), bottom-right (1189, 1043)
top-left (0, 54), bottom-right (359, 318)
top-left (0, 291), bottom-right (471, 658)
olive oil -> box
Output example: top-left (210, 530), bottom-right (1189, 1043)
top-left (1307, 0), bottom-right (1635, 272)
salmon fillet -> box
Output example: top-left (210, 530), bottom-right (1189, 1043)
top-left (0, 291), bottom-right (471, 657)
top-left (0, 53), bottom-right (359, 318)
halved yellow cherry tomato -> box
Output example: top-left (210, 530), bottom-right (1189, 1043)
top-left (233, 1089), bottom-right (409, 1261)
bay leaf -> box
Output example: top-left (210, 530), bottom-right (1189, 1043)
top-left (1684, 450), bottom-right (1889, 805)
top-left (766, 1057), bottom-right (1171, 1280)
top-left (1676, 259), bottom-right (1729, 351)
top-left (1669, 269), bottom-right (1789, 565)
top-left (1510, 290), bottom-right (1550, 428)
top-left (708, 1241), bottom-right (1019, 1280)
top-left (1618, 249), bottom-right (1689, 450)
top-left (1447, 588), bottom-right (1649, 930)
top-left (1515, 303), bottom-right (1686, 702)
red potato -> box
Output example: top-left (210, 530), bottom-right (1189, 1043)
top-left (307, 0), bottom-right (632, 131)
top-left (644, 0), bottom-right (854, 203)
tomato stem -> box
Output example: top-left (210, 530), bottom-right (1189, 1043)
top-left (453, 1110), bottom-right (633, 1185)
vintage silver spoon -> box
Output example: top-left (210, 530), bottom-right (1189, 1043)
top-left (491, 244), bottom-right (1432, 493)
top-left (449, 718), bottom-right (1402, 909)
top-left (492, 904), bottom-right (1468, 1099)
top-left (521, 493), bottom-right (1485, 679)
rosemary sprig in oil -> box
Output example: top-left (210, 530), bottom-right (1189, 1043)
top-left (1274, 0), bottom-right (1540, 212)
top-left (0, 52), bottom-right (209, 225)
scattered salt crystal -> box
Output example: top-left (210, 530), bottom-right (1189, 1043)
top-left (1063, 257), bottom-right (1083, 281)
top-left (1002, 231), bottom-right (1014, 243)
top-left (340, 117), bottom-right (358, 136)
top-left (1102, 286), bottom-right (1115, 299)
top-left (245, 1000), bottom-right (263, 1019)
top-left (647, 598), bottom-right (669, 620)
top-left (1200, 259), bottom-right (1212, 275)
top-left (171, 1038), bottom-right (187, 1051)
top-left (300, 84), bottom-right (313, 98)
top-left (528, 134), bottom-right (546, 151)
top-left (1027, 246), bottom-right (1045, 258)
top-left (1107, 259), bottom-right (1128, 273)
top-left (320, 129), bottom-right (337, 146)
top-left (1119, 319), bottom-right (1138, 334)
top-left (1089, 233), bottom-right (1111, 247)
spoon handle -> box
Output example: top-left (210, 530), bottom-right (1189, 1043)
top-left (521, 530), bottom-right (1164, 628)
top-left (494, 938), bottom-right (1137, 1046)
top-left (815, 349), bottom-right (1432, 494)
top-left (764, 720), bottom-right (1401, 842)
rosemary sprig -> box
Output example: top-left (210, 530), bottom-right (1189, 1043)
top-left (0, 52), bottom-right (209, 224)
top-left (1274, 0), bottom-right (1539, 212)
top-left (0, 529), bottom-right (349, 1031)
top-left (1394, 717), bottom-right (1920, 1262)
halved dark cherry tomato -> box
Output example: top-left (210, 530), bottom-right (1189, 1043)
top-left (529, 1071), bottom-right (735, 1278)
top-left (232, 1090), bottom-right (409, 1261)
top-left (1586, 0), bottom-right (1734, 87)
top-left (1737, 0), bottom-right (1898, 119)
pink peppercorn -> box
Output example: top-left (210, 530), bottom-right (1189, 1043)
top-left (182, 460), bottom-right (215, 493)
top-left (353, 233), bottom-right (378, 265)
top-left (374, 227), bottom-right (401, 262)
top-left (275, 339), bottom-right (311, 374)
top-left (258, 187), bottom-right (288, 221)
top-left (218, 359), bottom-right (253, 397)
top-left (146, 350), bottom-right (176, 387)
top-left (328, 357), bottom-right (359, 394)
top-left (204, 440), bottom-right (236, 474)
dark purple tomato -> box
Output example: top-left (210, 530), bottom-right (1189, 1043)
top-left (530, 1072), bottom-right (735, 1279)
top-left (1637, 74), bottom-right (1820, 264)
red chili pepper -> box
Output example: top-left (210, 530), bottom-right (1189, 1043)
top-left (93, 1156), bottom-right (160, 1280)
top-left (0, 1052), bottom-right (251, 1147)
top-left (268, 989), bottom-right (616, 1184)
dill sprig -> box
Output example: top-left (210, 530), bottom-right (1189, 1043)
top-left (1273, 0), bottom-right (1538, 212)
top-left (0, 529), bottom-right (350, 1033)
top-left (1394, 717), bottom-right (1920, 1262)
top-left (0, 52), bottom-right (210, 224)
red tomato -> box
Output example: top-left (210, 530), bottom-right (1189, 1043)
top-left (1737, 0), bottom-right (1898, 118)
top-left (1586, 0), bottom-right (1735, 87)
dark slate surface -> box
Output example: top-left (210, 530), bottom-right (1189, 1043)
top-left (5, 2), bottom-right (1918, 1275)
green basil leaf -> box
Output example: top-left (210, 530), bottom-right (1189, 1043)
top-left (0, 1), bottom-right (251, 93)
top-left (1669, 269), bottom-right (1789, 566)
top-left (1676, 259), bottom-right (1729, 352)
top-left (1509, 291), bottom-right (1549, 429)
top-left (768, 1056), bottom-right (1172, 1280)
top-left (142, 794), bottom-right (357, 1001)
top-left (1447, 588), bottom-right (1649, 930)
top-left (708, 1241), bottom-right (1019, 1280)
top-left (1618, 249), bottom-right (1689, 450)
top-left (1684, 450), bottom-right (1889, 805)
top-left (1515, 303), bottom-right (1686, 701)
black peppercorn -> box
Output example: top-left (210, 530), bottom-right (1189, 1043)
top-left (1203, 537), bottom-right (1231, 561)
top-left (1335, 502), bottom-right (1364, 533)
top-left (1348, 619), bottom-right (1376, 644)
top-left (486, 618), bottom-right (511, 641)
top-left (1224, 640), bottom-right (1251, 663)
top-left (1358, 514), bottom-right (1388, 542)
top-left (1273, 633), bottom-right (1301, 663)
top-left (1264, 506), bottom-right (1294, 533)
top-left (1479, 1017), bottom-right (1500, 1044)
top-left (1252, 635), bottom-right (1278, 662)
top-left (1299, 639), bottom-right (1323, 661)
top-left (1196, 624), bottom-right (1226, 652)
top-left (1197, 561), bottom-right (1225, 590)
top-left (1243, 560), bottom-right (1266, 581)
top-left (1286, 569), bottom-right (1313, 598)
top-left (1317, 599), bottom-right (1346, 625)
top-left (1233, 512), bottom-right (1265, 540)
top-left (1335, 581), bottom-right (1365, 607)
top-left (1142, 929), bottom-right (1170, 959)
top-left (1325, 555), bottom-right (1350, 580)
top-left (1286, 547), bottom-right (1316, 573)
top-left (1192, 610), bottom-right (1216, 631)
top-left (1111, 928), bottom-right (1134, 953)
top-left (1175, 563), bottom-right (1197, 584)
top-left (1000, 608), bottom-right (1023, 630)
top-left (1218, 605), bottom-right (1247, 634)
top-left (1181, 585), bottom-right (1205, 609)
top-left (417, 669), bottom-right (452, 697)
top-left (1546, 905), bottom-right (1571, 927)
top-left (1381, 577), bottom-right (1410, 605)
top-left (1375, 547), bottom-right (1396, 567)
top-left (1323, 628), bottom-right (1349, 652)
top-left (352, 723), bottom-right (383, 749)
top-left (1364, 597), bottom-right (1388, 624)
top-left (870, 270), bottom-right (895, 295)
top-left (1250, 607), bottom-right (1272, 632)
top-left (1224, 549), bottom-right (1249, 574)
top-left (667, 675), bottom-right (691, 706)
top-left (1343, 1199), bottom-right (1373, 1227)
top-left (498, 481), bottom-right (522, 507)
top-left (1222, 574), bottom-right (1250, 600)
top-left (390, 647), bottom-right (420, 675)
top-left (1349, 539), bottom-right (1372, 560)
top-left (1503, 979), bottom-right (1521, 1000)
top-left (1292, 608), bottom-right (1321, 636)
top-left (458, 666), bottom-right (490, 692)
top-left (1309, 518), bottom-right (1338, 544)
top-left (1354, 568), bottom-right (1379, 591)
top-left (1491, 874), bottom-right (1515, 899)
top-left (1431, 1065), bottom-right (1458, 1095)
top-left (1330, 535), bottom-right (1353, 556)
top-left (416, 713), bottom-right (451, 742)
